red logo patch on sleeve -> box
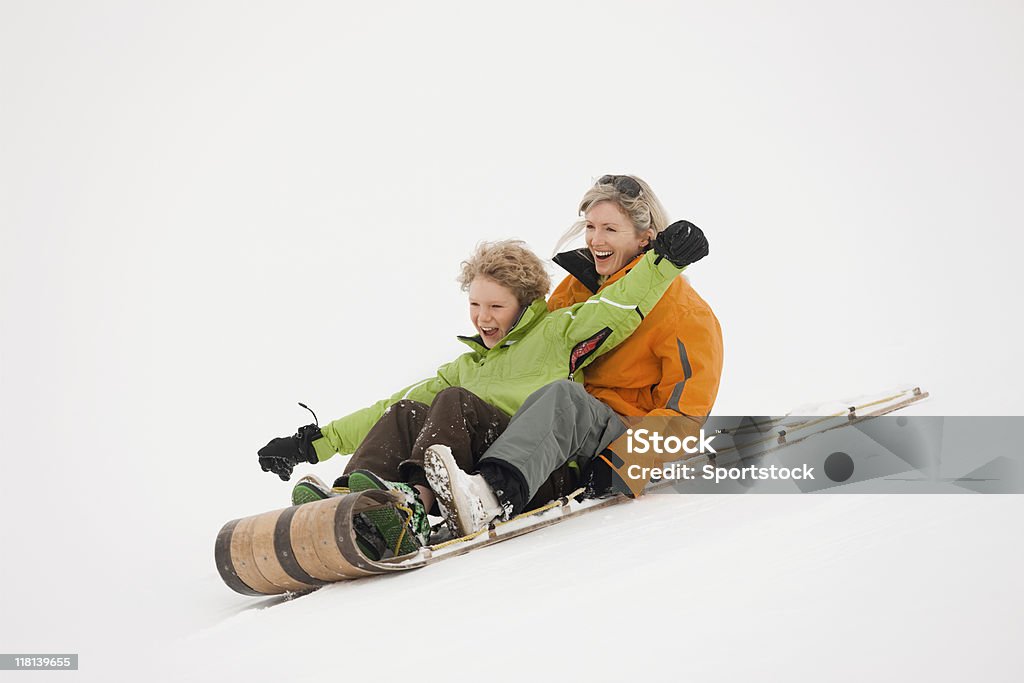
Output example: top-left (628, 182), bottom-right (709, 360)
top-left (569, 327), bottom-right (613, 376)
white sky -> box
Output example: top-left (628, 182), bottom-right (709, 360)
top-left (2, 2), bottom-right (1022, 680)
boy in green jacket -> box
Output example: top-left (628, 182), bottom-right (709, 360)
top-left (257, 221), bottom-right (708, 557)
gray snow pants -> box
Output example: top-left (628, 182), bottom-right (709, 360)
top-left (478, 380), bottom-right (628, 513)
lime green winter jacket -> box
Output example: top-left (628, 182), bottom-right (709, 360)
top-left (313, 251), bottom-right (685, 461)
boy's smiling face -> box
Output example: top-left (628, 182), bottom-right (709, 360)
top-left (468, 276), bottom-right (521, 348)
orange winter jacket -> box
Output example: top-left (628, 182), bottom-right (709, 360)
top-left (548, 249), bottom-right (724, 420)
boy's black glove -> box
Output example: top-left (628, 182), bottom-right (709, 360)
top-left (652, 220), bottom-right (709, 268)
top-left (258, 424), bottom-right (322, 481)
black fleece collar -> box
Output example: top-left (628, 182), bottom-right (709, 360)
top-left (552, 248), bottom-right (601, 294)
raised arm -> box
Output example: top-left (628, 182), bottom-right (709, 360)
top-left (553, 220), bottom-right (709, 377)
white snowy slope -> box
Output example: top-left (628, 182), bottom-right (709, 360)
top-left (165, 493), bottom-right (1023, 683)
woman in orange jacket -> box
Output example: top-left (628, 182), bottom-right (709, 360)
top-left (425, 175), bottom-right (724, 537)
top-left (547, 182), bottom-right (724, 424)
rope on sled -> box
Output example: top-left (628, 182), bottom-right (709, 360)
top-left (427, 487), bottom-right (589, 551)
top-left (392, 504), bottom-right (415, 556)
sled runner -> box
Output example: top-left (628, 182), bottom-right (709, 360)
top-left (217, 386), bottom-right (929, 596)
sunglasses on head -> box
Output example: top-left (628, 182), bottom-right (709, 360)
top-left (597, 174), bottom-right (642, 198)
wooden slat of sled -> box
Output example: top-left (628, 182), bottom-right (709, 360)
top-left (309, 494), bottom-right (377, 579)
top-left (251, 509), bottom-right (317, 593)
top-left (216, 489), bottom-right (428, 596)
top-left (229, 515), bottom-right (283, 595)
top-left (273, 507), bottom-right (328, 589)
top-left (215, 519), bottom-right (264, 596)
top-left (289, 499), bottom-right (354, 582)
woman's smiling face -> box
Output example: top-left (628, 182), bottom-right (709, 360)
top-left (584, 201), bottom-right (651, 276)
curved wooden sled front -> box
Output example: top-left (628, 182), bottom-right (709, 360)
top-left (215, 489), bottom-right (426, 595)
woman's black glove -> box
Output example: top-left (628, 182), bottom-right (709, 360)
top-left (652, 220), bottom-right (709, 268)
top-left (258, 424), bottom-right (322, 481)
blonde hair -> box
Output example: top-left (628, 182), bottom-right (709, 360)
top-left (457, 240), bottom-right (551, 307)
top-left (553, 175), bottom-right (670, 254)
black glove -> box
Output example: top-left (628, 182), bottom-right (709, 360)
top-left (258, 424), bottom-right (322, 481)
top-left (652, 220), bottom-right (709, 268)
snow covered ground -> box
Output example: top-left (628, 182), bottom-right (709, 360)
top-left (2, 2), bottom-right (1023, 681)
top-left (163, 494), bottom-right (1022, 683)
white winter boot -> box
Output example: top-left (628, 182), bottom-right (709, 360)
top-left (424, 444), bottom-right (504, 537)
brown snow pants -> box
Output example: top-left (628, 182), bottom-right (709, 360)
top-left (341, 386), bottom-right (579, 511)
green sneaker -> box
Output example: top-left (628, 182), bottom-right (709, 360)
top-left (348, 470), bottom-right (431, 556)
top-left (291, 474), bottom-right (350, 506)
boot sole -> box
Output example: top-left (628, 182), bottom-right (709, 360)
top-left (352, 513), bottom-right (387, 561)
top-left (291, 474), bottom-right (338, 505)
top-left (424, 446), bottom-right (473, 537)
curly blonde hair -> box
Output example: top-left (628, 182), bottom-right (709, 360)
top-left (457, 240), bottom-right (551, 307)
top-left (553, 174), bottom-right (670, 254)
